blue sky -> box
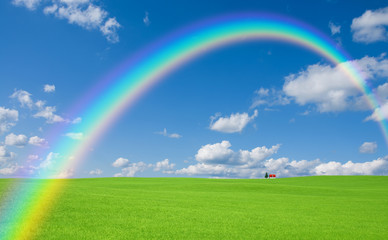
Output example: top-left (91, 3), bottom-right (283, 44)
top-left (0, 0), bottom-right (387, 178)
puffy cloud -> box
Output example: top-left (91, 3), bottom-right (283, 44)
top-left (44, 84), bottom-right (55, 93)
top-left (114, 162), bottom-right (149, 177)
top-left (112, 157), bottom-right (129, 168)
top-left (143, 11), bottom-right (150, 26)
top-left (329, 21), bottom-right (341, 35)
top-left (210, 110), bottom-right (258, 133)
top-left (34, 106), bottom-right (65, 123)
top-left (28, 136), bottom-right (48, 147)
top-left (56, 168), bottom-right (74, 178)
top-left (251, 88), bottom-right (290, 109)
top-left (0, 107), bottom-right (18, 134)
top-left (0, 164), bottom-right (21, 175)
top-left (10, 90), bottom-right (34, 108)
top-left (42, 1), bottom-right (121, 43)
top-left (28, 154), bottom-right (39, 161)
top-left (195, 140), bottom-right (280, 167)
top-left (313, 157), bottom-right (388, 175)
top-left (89, 169), bottom-right (102, 175)
top-left (174, 141), bottom-right (388, 178)
top-left (283, 55), bottom-right (388, 112)
top-left (195, 141), bottom-right (234, 164)
top-left (365, 102), bottom-right (388, 122)
top-left (5, 133), bottom-right (28, 147)
top-left (156, 128), bottom-right (182, 138)
top-left (154, 159), bottom-right (175, 172)
top-left (0, 146), bottom-right (16, 162)
top-left (351, 7), bottom-right (388, 43)
top-left (11, 0), bottom-right (41, 10)
top-left (65, 132), bottom-right (83, 140)
top-left (100, 17), bottom-right (120, 43)
top-left (359, 142), bottom-right (378, 154)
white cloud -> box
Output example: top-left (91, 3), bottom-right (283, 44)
top-left (173, 141), bottom-right (388, 178)
top-left (100, 17), bottom-right (120, 43)
top-left (156, 128), bottom-right (182, 138)
top-left (329, 21), bottom-right (341, 35)
top-left (0, 107), bottom-right (18, 134)
top-left (72, 117), bottom-right (82, 124)
top-left (0, 164), bottom-right (21, 175)
top-left (12, 0), bottom-right (41, 10)
top-left (195, 140), bottom-right (280, 167)
top-left (44, 84), bottom-right (55, 93)
top-left (251, 88), bottom-right (290, 109)
top-left (195, 141), bottom-right (234, 164)
top-left (210, 110), bottom-right (258, 133)
top-left (56, 168), bottom-right (74, 178)
top-left (359, 142), bottom-right (377, 154)
top-left (28, 154), bottom-right (39, 161)
top-left (65, 132), bottom-right (83, 140)
top-left (283, 55), bottom-right (388, 112)
top-left (28, 136), bottom-right (48, 147)
top-left (10, 90), bottom-right (34, 108)
top-left (115, 162), bottom-right (148, 177)
top-left (143, 11), bottom-right (150, 26)
top-left (34, 106), bottom-right (65, 123)
top-left (38, 152), bottom-right (58, 169)
top-left (5, 133), bottom-right (28, 147)
top-left (313, 157), bottom-right (388, 175)
top-left (42, 1), bottom-right (121, 43)
top-left (112, 157), bottom-right (129, 168)
top-left (154, 159), bottom-right (175, 172)
top-left (351, 7), bottom-right (388, 43)
top-left (0, 146), bottom-right (16, 162)
top-left (365, 102), bottom-right (388, 122)
top-left (89, 168), bottom-right (102, 175)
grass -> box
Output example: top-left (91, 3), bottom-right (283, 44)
top-left (0, 176), bottom-right (387, 239)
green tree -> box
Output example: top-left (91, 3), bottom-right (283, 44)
top-left (265, 172), bottom-right (268, 179)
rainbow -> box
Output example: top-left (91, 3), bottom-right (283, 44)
top-left (1, 13), bottom-right (387, 239)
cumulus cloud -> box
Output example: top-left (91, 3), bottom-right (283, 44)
top-left (44, 84), bottom-right (55, 93)
top-left (210, 110), bottom-right (258, 133)
top-left (0, 146), bottom-right (16, 162)
top-left (65, 132), bottom-right (83, 140)
top-left (41, 0), bottom-right (121, 43)
top-left (28, 136), bottom-right (48, 147)
top-left (114, 162), bottom-right (149, 177)
top-left (143, 11), bottom-right (150, 26)
top-left (10, 90), bottom-right (34, 108)
top-left (154, 159), bottom-right (175, 172)
top-left (359, 142), bottom-right (377, 154)
top-left (0, 164), bottom-right (21, 175)
top-left (365, 102), bottom-right (388, 122)
top-left (11, 0), bottom-right (41, 10)
top-left (329, 21), bottom-right (341, 35)
top-left (351, 7), bottom-right (388, 43)
top-left (112, 157), bottom-right (129, 168)
top-left (251, 88), bottom-right (290, 109)
top-left (156, 128), bottom-right (182, 138)
top-left (89, 168), bottom-right (102, 175)
top-left (5, 133), bottom-right (28, 147)
top-left (0, 107), bottom-right (18, 134)
top-left (34, 106), bottom-right (65, 123)
top-left (283, 55), bottom-right (388, 112)
top-left (313, 157), bottom-right (388, 175)
top-left (56, 168), bottom-right (74, 178)
top-left (174, 141), bottom-right (388, 178)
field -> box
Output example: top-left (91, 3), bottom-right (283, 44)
top-left (0, 176), bottom-right (387, 239)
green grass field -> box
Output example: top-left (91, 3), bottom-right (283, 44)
top-left (0, 176), bottom-right (387, 239)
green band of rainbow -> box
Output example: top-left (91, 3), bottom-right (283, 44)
top-left (1, 13), bottom-right (387, 239)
